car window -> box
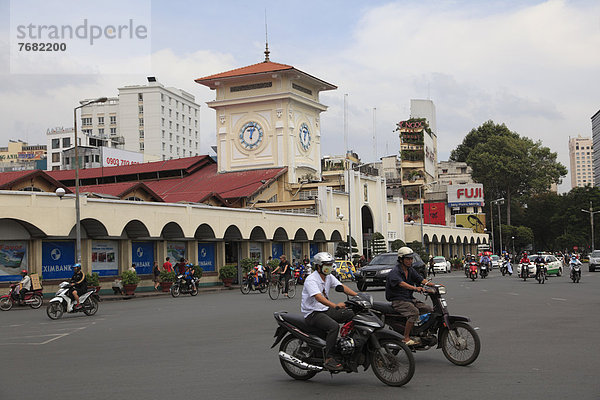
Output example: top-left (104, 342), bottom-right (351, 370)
top-left (591, 251), bottom-right (600, 257)
top-left (549, 256), bottom-right (556, 262)
top-left (369, 253), bottom-right (397, 265)
top-left (491, 255), bottom-right (499, 261)
top-left (433, 257), bottom-right (445, 263)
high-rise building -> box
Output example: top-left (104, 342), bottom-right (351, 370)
top-left (569, 135), bottom-right (594, 188)
top-left (592, 109), bottom-right (600, 188)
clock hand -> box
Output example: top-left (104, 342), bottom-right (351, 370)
top-left (248, 127), bottom-right (255, 140)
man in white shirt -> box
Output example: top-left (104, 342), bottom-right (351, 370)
top-left (301, 252), bottom-right (357, 371)
top-left (19, 269), bottom-right (32, 303)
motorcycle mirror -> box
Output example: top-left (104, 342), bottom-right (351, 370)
top-left (335, 285), bottom-right (345, 293)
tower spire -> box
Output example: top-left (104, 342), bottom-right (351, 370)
top-left (264, 9), bottom-right (270, 62)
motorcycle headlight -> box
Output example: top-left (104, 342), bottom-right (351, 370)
top-left (378, 268), bottom-right (392, 275)
top-left (437, 286), bottom-right (446, 295)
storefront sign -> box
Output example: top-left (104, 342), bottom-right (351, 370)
top-left (42, 241), bottom-right (75, 280)
top-left (132, 241), bottom-right (154, 275)
top-left (91, 240), bottom-right (119, 276)
top-left (197, 243), bottom-right (215, 272)
top-left (424, 202), bottom-right (446, 225)
top-left (0, 241), bottom-right (28, 281)
top-left (447, 184), bottom-right (485, 207)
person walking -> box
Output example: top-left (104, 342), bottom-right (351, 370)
top-left (428, 256), bottom-right (436, 277)
top-left (152, 261), bottom-right (160, 290)
top-left (163, 257), bottom-right (173, 273)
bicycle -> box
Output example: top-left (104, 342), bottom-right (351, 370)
top-left (268, 273), bottom-right (296, 300)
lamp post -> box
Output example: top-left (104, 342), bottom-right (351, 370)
top-left (581, 201), bottom-right (600, 252)
top-left (489, 201), bottom-right (495, 254)
top-left (73, 97), bottom-right (107, 263)
top-left (491, 198), bottom-right (505, 254)
top-left (511, 236), bottom-right (515, 257)
top-left (419, 181), bottom-right (437, 253)
top-left (346, 158), bottom-right (353, 261)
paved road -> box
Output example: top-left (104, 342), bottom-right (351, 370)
top-left (1, 269), bottom-right (599, 400)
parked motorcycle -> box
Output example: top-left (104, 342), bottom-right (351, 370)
top-left (372, 283), bottom-right (481, 366)
top-left (0, 283), bottom-right (44, 311)
top-left (467, 262), bottom-right (478, 281)
top-left (271, 287), bottom-right (415, 387)
top-left (171, 275), bottom-right (199, 297)
top-left (535, 262), bottom-right (547, 284)
top-left (479, 262), bottom-right (489, 279)
top-left (241, 271), bottom-right (267, 294)
top-left (570, 262), bottom-right (582, 283)
top-left (46, 282), bottom-right (100, 320)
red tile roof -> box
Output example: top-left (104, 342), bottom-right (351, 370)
top-left (0, 169), bottom-right (71, 192)
top-left (73, 182), bottom-right (164, 201)
top-left (195, 61), bottom-right (293, 82)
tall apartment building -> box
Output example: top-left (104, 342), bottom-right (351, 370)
top-left (569, 135), bottom-right (594, 188)
top-left (592, 109), bottom-right (600, 188)
top-left (437, 161), bottom-right (474, 186)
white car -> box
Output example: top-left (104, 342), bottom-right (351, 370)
top-left (490, 255), bottom-right (500, 270)
top-left (516, 254), bottom-right (563, 277)
top-left (432, 256), bottom-right (451, 273)
top-left (589, 250), bottom-right (600, 272)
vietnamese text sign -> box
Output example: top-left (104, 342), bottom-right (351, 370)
top-left (132, 241), bottom-right (154, 274)
top-left (197, 243), bottom-right (215, 272)
top-left (42, 241), bottom-right (75, 280)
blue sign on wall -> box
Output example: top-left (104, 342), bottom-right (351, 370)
top-left (42, 241), bottom-right (75, 280)
top-left (272, 243), bottom-right (284, 260)
top-left (197, 242), bottom-right (215, 272)
top-left (132, 242), bottom-right (154, 275)
top-left (310, 244), bottom-right (319, 261)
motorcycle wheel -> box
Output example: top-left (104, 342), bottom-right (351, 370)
top-left (258, 283), bottom-right (267, 294)
top-left (501, 269), bottom-right (506, 276)
top-left (268, 281), bottom-right (279, 300)
top-left (190, 286), bottom-right (198, 296)
top-left (29, 294), bottom-right (43, 309)
top-left (287, 280), bottom-right (297, 299)
top-left (83, 297), bottom-right (98, 316)
top-left (541, 272), bottom-right (545, 284)
top-left (46, 302), bottom-right (63, 320)
top-left (171, 285), bottom-right (180, 298)
top-left (440, 321), bottom-right (481, 366)
top-left (557, 268), bottom-right (562, 277)
top-left (240, 282), bottom-right (250, 295)
top-left (371, 339), bottom-right (415, 387)
top-left (357, 280), bottom-right (368, 292)
top-left (279, 335), bottom-right (317, 381)
top-left (0, 297), bottom-right (13, 311)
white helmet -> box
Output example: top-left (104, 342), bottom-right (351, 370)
top-left (313, 252), bottom-right (335, 275)
top-left (397, 246), bottom-right (414, 259)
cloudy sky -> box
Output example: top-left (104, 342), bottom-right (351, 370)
top-left (1, 0), bottom-right (599, 192)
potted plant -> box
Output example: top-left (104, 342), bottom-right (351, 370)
top-left (86, 272), bottom-right (101, 293)
top-left (121, 270), bottom-right (140, 295)
top-left (193, 265), bottom-right (203, 280)
top-left (159, 270), bottom-right (176, 292)
top-left (219, 264), bottom-right (237, 287)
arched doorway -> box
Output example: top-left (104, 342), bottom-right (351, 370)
top-left (361, 205), bottom-right (374, 260)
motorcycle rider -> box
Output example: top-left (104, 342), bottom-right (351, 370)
top-left (301, 251), bottom-right (357, 371)
top-left (479, 253), bottom-right (491, 270)
top-left (569, 255), bottom-right (582, 278)
top-left (70, 264), bottom-right (87, 308)
top-left (533, 254), bottom-right (547, 280)
top-left (385, 247), bottom-right (438, 346)
top-left (184, 264), bottom-right (195, 290)
top-left (253, 260), bottom-right (265, 286)
top-left (18, 269), bottom-right (32, 304)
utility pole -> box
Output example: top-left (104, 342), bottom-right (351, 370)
top-left (581, 201), bottom-right (600, 251)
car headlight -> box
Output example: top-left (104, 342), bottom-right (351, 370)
top-left (378, 268), bottom-right (392, 275)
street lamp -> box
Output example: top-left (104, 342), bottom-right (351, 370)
top-left (581, 201), bottom-right (600, 252)
top-left (73, 97), bottom-right (107, 263)
top-left (346, 158), bottom-right (354, 261)
top-left (491, 198), bottom-right (505, 254)
top-left (419, 181), bottom-right (438, 253)
top-left (511, 236), bottom-right (515, 257)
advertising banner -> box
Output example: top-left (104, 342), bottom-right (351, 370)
top-left (424, 202), bottom-right (446, 225)
top-left (167, 241), bottom-right (186, 263)
top-left (92, 240), bottom-right (119, 276)
top-left (292, 243), bottom-right (303, 264)
top-left (0, 241), bottom-right (28, 281)
top-left (197, 242), bottom-right (216, 272)
top-left (455, 214), bottom-right (487, 233)
top-left (271, 243), bottom-right (284, 260)
top-left (310, 244), bottom-right (319, 261)
top-left (448, 184), bottom-right (485, 207)
top-left (132, 241), bottom-right (154, 275)
top-left (42, 241), bottom-right (75, 280)
top-left (423, 131), bottom-right (436, 178)
top-left (101, 146), bottom-right (144, 167)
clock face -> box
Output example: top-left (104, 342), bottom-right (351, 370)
top-left (299, 123), bottom-right (311, 151)
top-left (239, 121), bottom-right (263, 150)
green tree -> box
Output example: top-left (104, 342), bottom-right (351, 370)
top-left (408, 241), bottom-right (428, 261)
top-left (450, 120), bottom-right (520, 163)
top-left (390, 239), bottom-right (406, 252)
top-left (370, 232), bottom-right (387, 256)
top-left (501, 225), bottom-right (534, 254)
top-left (335, 236), bottom-right (359, 259)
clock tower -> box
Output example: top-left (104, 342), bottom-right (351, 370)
top-left (195, 56), bottom-right (336, 183)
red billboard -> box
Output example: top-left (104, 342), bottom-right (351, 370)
top-left (424, 202), bottom-right (446, 225)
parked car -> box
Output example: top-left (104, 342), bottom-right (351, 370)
top-left (516, 254), bottom-right (563, 277)
top-left (588, 250), bottom-right (600, 272)
top-left (432, 256), bottom-right (451, 273)
top-left (355, 252), bottom-right (425, 291)
top-left (490, 255), bottom-right (500, 270)
top-left (332, 260), bottom-right (356, 280)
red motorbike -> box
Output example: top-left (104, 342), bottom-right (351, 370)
top-left (465, 262), bottom-right (478, 281)
top-left (0, 283), bottom-right (44, 311)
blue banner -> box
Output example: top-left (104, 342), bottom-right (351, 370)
top-left (197, 242), bottom-right (215, 272)
top-left (42, 241), bottom-right (75, 280)
top-left (310, 243), bottom-right (319, 261)
top-left (272, 243), bottom-right (284, 260)
top-left (132, 242), bottom-right (154, 275)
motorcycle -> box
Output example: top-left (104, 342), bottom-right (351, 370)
top-left (171, 275), bottom-right (199, 297)
top-left (271, 286), bottom-right (415, 387)
top-left (0, 283), bottom-right (44, 311)
top-left (500, 261), bottom-right (512, 276)
top-left (519, 263), bottom-right (530, 281)
top-left (479, 262), bottom-right (489, 279)
top-left (535, 262), bottom-right (547, 284)
top-left (240, 271), bottom-right (267, 294)
top-left (294, 265), bottom-right (308, 285)
top-left (372, 283), bottom-right (481, 366)
top-left (46, 282), bottom-right (100, 320)
top-left (570, 262), bottom-right (582, 283)
top-left (467, 262), bottom-right (478, 281)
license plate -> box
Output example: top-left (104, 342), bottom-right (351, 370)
top-left (365, 278), bottom-right (373, 282)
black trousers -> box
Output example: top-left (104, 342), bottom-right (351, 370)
top-left (305, 308), bottom-right (354, 358)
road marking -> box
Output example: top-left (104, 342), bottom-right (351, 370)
top-left (0, 324), bottom-right (93, 346)
top-left (508, 292), bottom-right (519, 296)
top-left (480, 289), bottom-right (488, 292)
top-left (551, 298), bottom-right (567, 301)
top-left (8, 324), bottom-right (23, 327)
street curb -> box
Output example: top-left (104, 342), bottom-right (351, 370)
top-left (100, 285), bottom-right (240, 301)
